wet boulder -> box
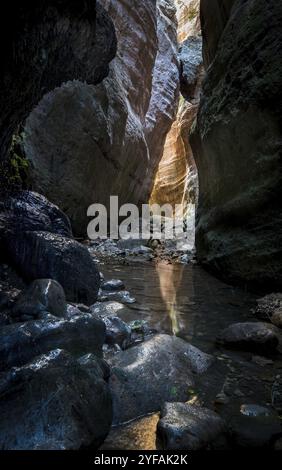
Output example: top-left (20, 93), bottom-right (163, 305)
top-left (78, 353), bottom-right (111, 382)
top-left (108, 334), bottom-right (213, 424)
top-left (0, 191), bottom-right (72, 240)
top-left (91, 301), bottom-right (132, 349)
top-left (0, 349), bottom-right (112, 450)
top-left (217, 322), bottom-right (280, 354)
top-left (101, 279), bottom-right (125, 292)
top-left (12, 279), bottom-right (66, 319)
top-left (0, 312), bottom-right (105, 370)
top-left (158, 403), bottom-right (226, 450)
top-left (5, 231), bottom-right (100, 305)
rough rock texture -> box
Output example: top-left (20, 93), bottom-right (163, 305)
top-left (150, 1), bottom-right (203, 213)
top-left (0, 1), bottom-right (116, 187)
top-left (175, 0), bottom-right (201, 43)
top-left (0, 349), bottom-right (112, 450)
top-left (24, 0), bottom-right (179, 236)
top-left (12, 279), bottom-right (67, 319)
top-left (108, 334), bottom-right (213, 424)
top-left (158, 402), bottom-right (226, 450)
top-left (0, 191), bottom-right (72, 242)
top-left (217, 322), bottom-right (280, 354)
top-left (4, 231), bottom-right (101, 304)
top-left (191, 0), bottom-right (282, 289)
top-left (0, 312), bottom-right (105, 370)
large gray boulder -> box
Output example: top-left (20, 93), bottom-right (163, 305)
top-left (108, 334), bottom-right (213, 424)
top-left (0, 349), bottom-right (112, 450)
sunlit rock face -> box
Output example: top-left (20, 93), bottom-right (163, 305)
top-left (24, 0), bottom-right (179, 236)
top-left (175, 0), bottom-right (200, 42)
top-left (150, 0), bottom-right (203, 213)
top-left (191, 0), bottom-right (282, 289)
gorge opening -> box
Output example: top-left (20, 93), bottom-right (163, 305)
top-left (0, 0), bottom-right (281, 454)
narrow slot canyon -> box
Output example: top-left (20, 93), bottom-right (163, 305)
top-left (0, 0), bottom-right (281, 453)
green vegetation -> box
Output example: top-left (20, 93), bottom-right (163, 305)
top-left (187, 7), bottom-right (198, 21)
top-left (0, 131), bottom-right (30, 194)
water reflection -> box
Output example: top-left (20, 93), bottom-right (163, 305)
top-left (156, 263), bottom-right (184, 335)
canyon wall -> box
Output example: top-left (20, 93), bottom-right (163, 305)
top-left (191, 0), bottom-right (282, 289)
top-left (24, 0), bottom-right (179, 236)
top-left (0, 1), bottom-right (116, 190)
top-left (150, 0), bottom-right (203, 213)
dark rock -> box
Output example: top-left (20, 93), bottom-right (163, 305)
top-left (253, 293), bottom-right (282, 321)
top-left (217, 322), bottom-right (280, 353)
top-left (158, 402), bottom-right (226, 450)
top-left (0, 2), bottom-right (116, 181)
top-left (0, 191), bottom-right (72, 241)
top-left (191, 0), bottom-right (282, 289)
top-left (78, 353), bottom-right (111, 382)
top-left (229, 405), bottom-right (282, 448)
top-left (91, 301), bottom-right (132, 349)
top-left (103, 316), bottom-right (131, 349)
top-left (101, 279), bottom-right (125, 292)
top-left (179, 35), bottom-right (203, 101)
top-left (108, 334), bottom-right (213, 424)
top-left (0, 313), bottom-right (105, 370)
top-left (12, 279), bottom-right (66, 319)
top-left (0, 349), bottom-right (112, 450)
top-left (4, 231), bottom-right (101, 305)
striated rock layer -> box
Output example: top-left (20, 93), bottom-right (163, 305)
top-left (150, 0), bottom-right (203, 212)
top-left (24, 0), bottom-right (179, 236)
top-left (191, 0), bottom-right (282, 289)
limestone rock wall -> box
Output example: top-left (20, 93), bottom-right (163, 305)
top-left (0, 1), bottom-right (116, 191)
top-left (191, 0), bottom-right (282, 289)
top-left (150, 0), bottom-right (203, 213)
top-left (24, 0), bottom-right (179, 236)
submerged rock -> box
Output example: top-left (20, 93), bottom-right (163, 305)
top-left (229, 404), bottom-right (282, 448)
top-left (158, 402), bottom-right (226, 450)
top-left (5, 231), bottom-right (100, 305)
top-left (12, 279), bottom-right (66, 319)
top-left (0, 313), bottom-right (105, 370)
top-left (108, 334), bottom-right (213, 424)
top-left (0, 349), bottom-right (112, 450)
top-left (101, 279), bottom-right (125, 291)
top-left (217, 322), bottom-right (280, 353)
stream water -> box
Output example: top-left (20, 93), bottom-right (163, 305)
top-left (99, 260), bottom-right (282, 450)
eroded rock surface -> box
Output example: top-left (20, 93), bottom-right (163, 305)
top-left (24, 0), bottom-right (179, 236)
top-left (0, 1), bottom-right (116, 185)
top-left (191, 0), bottom-right (282, 289)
